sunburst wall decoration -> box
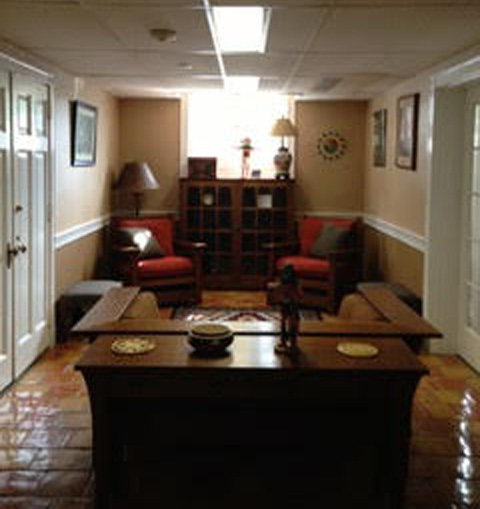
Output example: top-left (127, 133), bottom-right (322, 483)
top-left (317, 130), bottom-right (348, 161)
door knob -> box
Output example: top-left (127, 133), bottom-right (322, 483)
top-left (15, 237), bottom-right (27, 254)
top-left (14, 204), bottom-right (23, 213)
top-left (6, 242), bottom-right (19, 269)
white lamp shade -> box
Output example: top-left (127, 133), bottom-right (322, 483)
top-left (270, 118), bottom-right (297, 137)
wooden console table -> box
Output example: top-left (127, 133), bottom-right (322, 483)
top-left (76, 334), bottom-right (427, 509)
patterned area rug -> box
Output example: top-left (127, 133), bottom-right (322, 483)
top-left (172, 307), bottom-right (319, 322)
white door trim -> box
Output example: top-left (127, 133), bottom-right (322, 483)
top-left (425, 58), bottom-right (480, 354)
top-left (0, 56), bottom-right (55, 368)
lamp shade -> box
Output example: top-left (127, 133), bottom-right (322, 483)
top-left (116, 161), bottom-right (160, 192)
top-left (270, 117), bottom-right (297, 137)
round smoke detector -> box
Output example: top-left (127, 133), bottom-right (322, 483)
top-left (149, 28), bottom-right (177, 43)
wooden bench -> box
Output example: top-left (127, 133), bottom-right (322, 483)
top-left (71, 285), bottom-right (442, 348)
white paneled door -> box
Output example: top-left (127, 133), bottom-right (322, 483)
top-left (11, 74), bottom-right (51, 378)
top-left (459, 86), bottom-right (480, 370)
top-left (0, 70), bottom-right (13, 390)
top-left (0, 69), bottom-right (52, 390)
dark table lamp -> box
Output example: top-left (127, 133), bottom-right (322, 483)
top-left (116, 161), bottom-right (160, 217)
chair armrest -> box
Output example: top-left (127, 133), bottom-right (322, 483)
top-left (173, 240), bottom-right (206, 303)
top-left (113, 245), bottom-right (141, 255)
top-left (173, 239), bottom-right (207, 255)
top-left (263, 240), bottom-right (299, 279)
top-left (327, 248), bottom-right (361, 261)
top-left (327, 249), bottom-right (362, 281)
top-left (262, 240), bottom-right (299, 252)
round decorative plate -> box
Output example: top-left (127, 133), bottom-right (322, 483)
top-left (336, 341), bottom-right (379, 358)
top-left (111, 338), bottom-right (156, 355)
top-left (317, 131), bottom-right (348, 161)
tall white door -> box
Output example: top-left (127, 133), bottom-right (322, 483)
top-left (11, 74), bottom-right (51, 378)
top-left (459, 86), bottom-right (480, 370)
top-left (0, 70), bottom-right (13, 390)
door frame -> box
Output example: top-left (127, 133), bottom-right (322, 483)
top-left (425, 57), bottom-right (480, 355)
top-left (0, 54), bottom-right (55, 374)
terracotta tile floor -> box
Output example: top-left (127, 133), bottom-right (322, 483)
top-left (0, 338), bottom-right (479, 507)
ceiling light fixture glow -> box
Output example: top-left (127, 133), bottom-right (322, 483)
top-left (212, 7), bottom-right (269, 53)
top-left (224, 76), bottom-right (259, 93)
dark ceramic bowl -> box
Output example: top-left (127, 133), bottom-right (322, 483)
top-left (188, 332), bottom-right (234, 353)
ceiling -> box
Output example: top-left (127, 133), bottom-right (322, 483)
top-left (0, 0), bottom-right (480, 98)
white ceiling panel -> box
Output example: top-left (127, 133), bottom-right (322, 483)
top-left (1, 1), bottom-right (480, 98)
top-left (82, 0), bottom-right (201, 6)
top-left (211, 0), bottom-right (468, 4)
top-left (0, 4), bottom-right (124, 51)
top-left (312, 6), bottom-right (480, 53)
top-left (296, 53), bottom-right (390, 76)
top-left (297, 51), bottom-right (445, 77)
top-left (90, 5), bottom-right (214, 52)
top-left (36, 50), bottom-right (152, 76)
top-left (135, 52), bottom-right (219, 75)
top-left (372, 52), bottom-right (448, 76)
top-left (90, 75), bottom-right (223, 96)
top-left (224, 54), bottom-right (298, 77)
top-left (6, 0), bottom-right (79, 3)
top-left (267, 8), bottom-right (329, 53)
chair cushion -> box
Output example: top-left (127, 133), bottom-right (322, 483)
top-left (113, 217), bottom-right (174, 255)
top-left (137, 256), bottom-right (193, 279)
top-left (276, 256), bottom-right (330, 278)
top-left (337, 294), bottom-right (384, 321)
top-left (300, 217), bottom-right (357, 256)
top-left (310, 223), bottom-right (352, 258)
top-left (122, 292), bottom-right (162, 319)
top-left (116, 227), bottom-right (165, 260)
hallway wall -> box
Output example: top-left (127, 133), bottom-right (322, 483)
top-left (54, 78), bottom-right (119, 297)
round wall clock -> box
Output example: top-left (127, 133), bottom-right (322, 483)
top-left (317, 131), bottom-right (348, 161)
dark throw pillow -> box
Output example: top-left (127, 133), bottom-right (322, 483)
top-left (310, 223), bottom-right (351, 258)
top-left (116, 227), bottom-right (164, 260)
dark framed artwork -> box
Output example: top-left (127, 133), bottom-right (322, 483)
top-left (71, 100), bottom-right (98, 167)
top-left (395, 94), bottom-right (419, 170)
top-left (188, 157), bottom-right (217, 180)
top-left (373, 109), bottom-right (387, 167)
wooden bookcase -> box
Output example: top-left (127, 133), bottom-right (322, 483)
top-left (179, 179), bottom-right (294, 289)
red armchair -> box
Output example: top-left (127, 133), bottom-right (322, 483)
top-left (111, 216), bottom-right (205, 304)
top-left (266, 217), bottom-right (362, 312)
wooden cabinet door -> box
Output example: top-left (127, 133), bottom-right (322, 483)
top-left (180, 179), bottom-right (294, 290)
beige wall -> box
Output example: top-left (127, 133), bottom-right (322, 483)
top-left (55, 231), bottom-right (107, 298)
top-left (118, 98), bottom-right (180, 214)
top-left (55, 78), bottom-right (119, 298)
top-left (55, 80), bottom-right (119, 233)
top-left (363, 225), bottom-right (424, 297)
top-left (364, 76), bottom-right (430, 236)
top-left (295, 100), bottom-right (367, 214)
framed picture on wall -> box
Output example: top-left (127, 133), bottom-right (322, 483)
top-left (395, 93), bottom-right (420, 170)
top-left (188, 157), bottom-right (217, 180)
top-left (71, 100), bottom-right (98, 167)
top-left (373, 109), bottom-right (387, 167)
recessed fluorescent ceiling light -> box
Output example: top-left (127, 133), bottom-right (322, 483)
top-left (213, 7), bottom-right (268, 53)
top-left (225, 77), bottom-right (259, 93)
